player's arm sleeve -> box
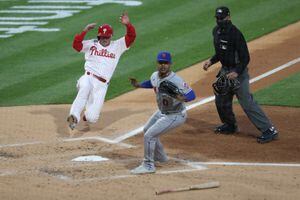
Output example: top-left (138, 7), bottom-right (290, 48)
top-left (139, 80), bottom-right (153, 88)
top-left (183, 89), bottom-right (196, 102)
top-left (72, 31), bottom-right (87, 52)
top-left (125, 23), bottom-right (136, 48)
top-left (178, 78), bottom-right (195, 102)
top-left (233, 31), bottom-right (250, 75)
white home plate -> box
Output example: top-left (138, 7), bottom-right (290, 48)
top-left (72, 155), bottom-right (109, 162)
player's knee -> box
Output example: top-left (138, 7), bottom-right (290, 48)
top-left (144, 132), bottom-right (155, 142)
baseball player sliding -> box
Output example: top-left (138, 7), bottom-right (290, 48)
top-left (129, 51), bottom-right (196, 174)
top-left (67, 12), bottom-right (136, 130)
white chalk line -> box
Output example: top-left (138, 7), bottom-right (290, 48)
top-left (0, 136), bottom-right (134, 149)
top-left (0, 141), bottom-right (44, 148)
top-left (192, 161), bottom-right (300, 167)
top-left (113, 56), bottom-right (300, 143)
top-left (1, 57), bottom-right (300, 149)
top-left (45, 159), bottom-right (300, 182)
top-left (52, 157), bottom-right (207, 182)
top-left (62, 136), bottom-right (135, 148)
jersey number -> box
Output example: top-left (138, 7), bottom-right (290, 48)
top-left (162, 99), bottom-right (169, 106)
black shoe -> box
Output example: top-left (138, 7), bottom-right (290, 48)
top-left (257, 126), bottom-right (279, 144)
top-left (214, 123), bottom-right (238, 134)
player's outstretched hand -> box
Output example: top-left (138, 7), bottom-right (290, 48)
top-left (83, 23), bottom-right (96, 32)
top-left (120, 12), bottom-right (130, 25)
top-left (129, 77), bottom-right (140, 88)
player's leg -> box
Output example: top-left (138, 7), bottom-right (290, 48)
top-left (131, 112), bottom-right (186, 174)
top-left (84, 78), bottom-right (108, 123)
top-left (143, 110), bottom-right (161, 133)
top-left (154, 139), bottom-right (168, 163)
top-left (143, 112), bottom-right (168, 162)
top-left (143, 113), bottom-right (186, 167)
top-left (68, 75), bottom-right (92, 129)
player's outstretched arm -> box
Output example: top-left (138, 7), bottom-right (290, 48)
top-left (72, 23), bottom-right (96, 52)
top-left (129, 78), bottom-right (153, 89)
top-left (129, 78), bottom-right (140, 88)
top-left (120, 12), bottom-right (130, 25)
top-left (83, 23), bottom-right (96, 32)
top-left (120, 12), bottom-right (136, 48)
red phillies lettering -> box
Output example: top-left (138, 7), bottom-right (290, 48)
top-left (89, 46), bottom-right (116, 58)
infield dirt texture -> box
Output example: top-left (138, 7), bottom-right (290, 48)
top-left (1, 1), bottom-right (300, 200)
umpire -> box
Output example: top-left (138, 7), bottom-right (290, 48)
top-left (203, 6), bottom-right (278, 143)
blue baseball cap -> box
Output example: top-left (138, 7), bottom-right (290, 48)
top-left (157, 51), bottom-right (172, 63)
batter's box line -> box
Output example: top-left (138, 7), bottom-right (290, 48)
top-left (42, 157), bottom-right (208, 182)
top-left (0, 136), bottom-right (135, 149)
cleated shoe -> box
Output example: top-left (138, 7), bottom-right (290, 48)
top-left (67, 115), bottom-right (78, 130)
top-left (257, 126), bottom-right (279, 144)
top-left (214, 123), bottom-right (238, 134)
top-left (131, 163), bottom-right (155, 175)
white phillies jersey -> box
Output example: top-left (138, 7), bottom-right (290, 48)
top-left (80, 37), bottom-right (128, 82)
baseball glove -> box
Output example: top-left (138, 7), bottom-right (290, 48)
top-left (159, 80), bottom-right (183, 98)
top-left (212, 74), bottom-right (240, 95)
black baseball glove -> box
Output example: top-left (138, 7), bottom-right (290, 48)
top-left (212, 74), bottom-right (240, 95)
top-left (159, 80), bottom-right (184, 99)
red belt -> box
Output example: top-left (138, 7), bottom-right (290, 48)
top-left (86, 71), bottom-right (107, 83)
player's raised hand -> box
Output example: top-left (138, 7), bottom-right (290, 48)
top-left (129, 77), bottom-right (140, 88)
top-left (83, 23), bottom-right (96, 32)
top-left (120, 12), bottom-right (130, 25)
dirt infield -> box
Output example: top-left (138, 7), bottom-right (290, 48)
top-left (1, 22), bottom-right (300, 200)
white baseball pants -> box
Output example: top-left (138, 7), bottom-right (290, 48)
top-left (69, 73), bottom-right (108, 123)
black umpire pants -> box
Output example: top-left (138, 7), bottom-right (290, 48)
top-left (215, 68), bottom-right (273, 132)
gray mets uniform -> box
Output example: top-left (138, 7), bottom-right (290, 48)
top-left (143, 71), bottom-right (192, 170)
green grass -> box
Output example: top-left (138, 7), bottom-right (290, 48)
top-left (253, 72), bottom-right (300, 107)
top-left (0, 0), bottom-right (300, 106)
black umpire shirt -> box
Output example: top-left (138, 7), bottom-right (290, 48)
top-left (210, 21), bottom-right (250, 75)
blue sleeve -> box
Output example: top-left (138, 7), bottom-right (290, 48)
top-left (140, 80), bottom-right (153, 88)
top-left (184, 89), bottom-right (196, 102)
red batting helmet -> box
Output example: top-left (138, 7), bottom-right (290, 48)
top-left (98, 24), bottom-right (113, 38)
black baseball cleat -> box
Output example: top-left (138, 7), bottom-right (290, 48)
top-left (214, 123), bottom-right (238, 134)
top-left (257, 126), bottom-right (279, 144)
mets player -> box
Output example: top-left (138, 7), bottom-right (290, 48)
top-left (129, 51), bottom-right (196, 174)
top-left (67, 12), bottom-right (136, 130)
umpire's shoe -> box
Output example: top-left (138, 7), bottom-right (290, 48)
top-left (214, 123), bottom-right (238, 134)
top-left (257, 126), bottom-right (278, 144)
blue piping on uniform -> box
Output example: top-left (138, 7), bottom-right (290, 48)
top-left (184, 90), bottom-right (196, 102)
top-left (140, 80), bottom-right (153, 88)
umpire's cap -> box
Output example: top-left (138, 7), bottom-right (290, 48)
top-left (157, 51), bottom-right (172, 63)
top-left (215, 6), bottom-right (230, 20)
